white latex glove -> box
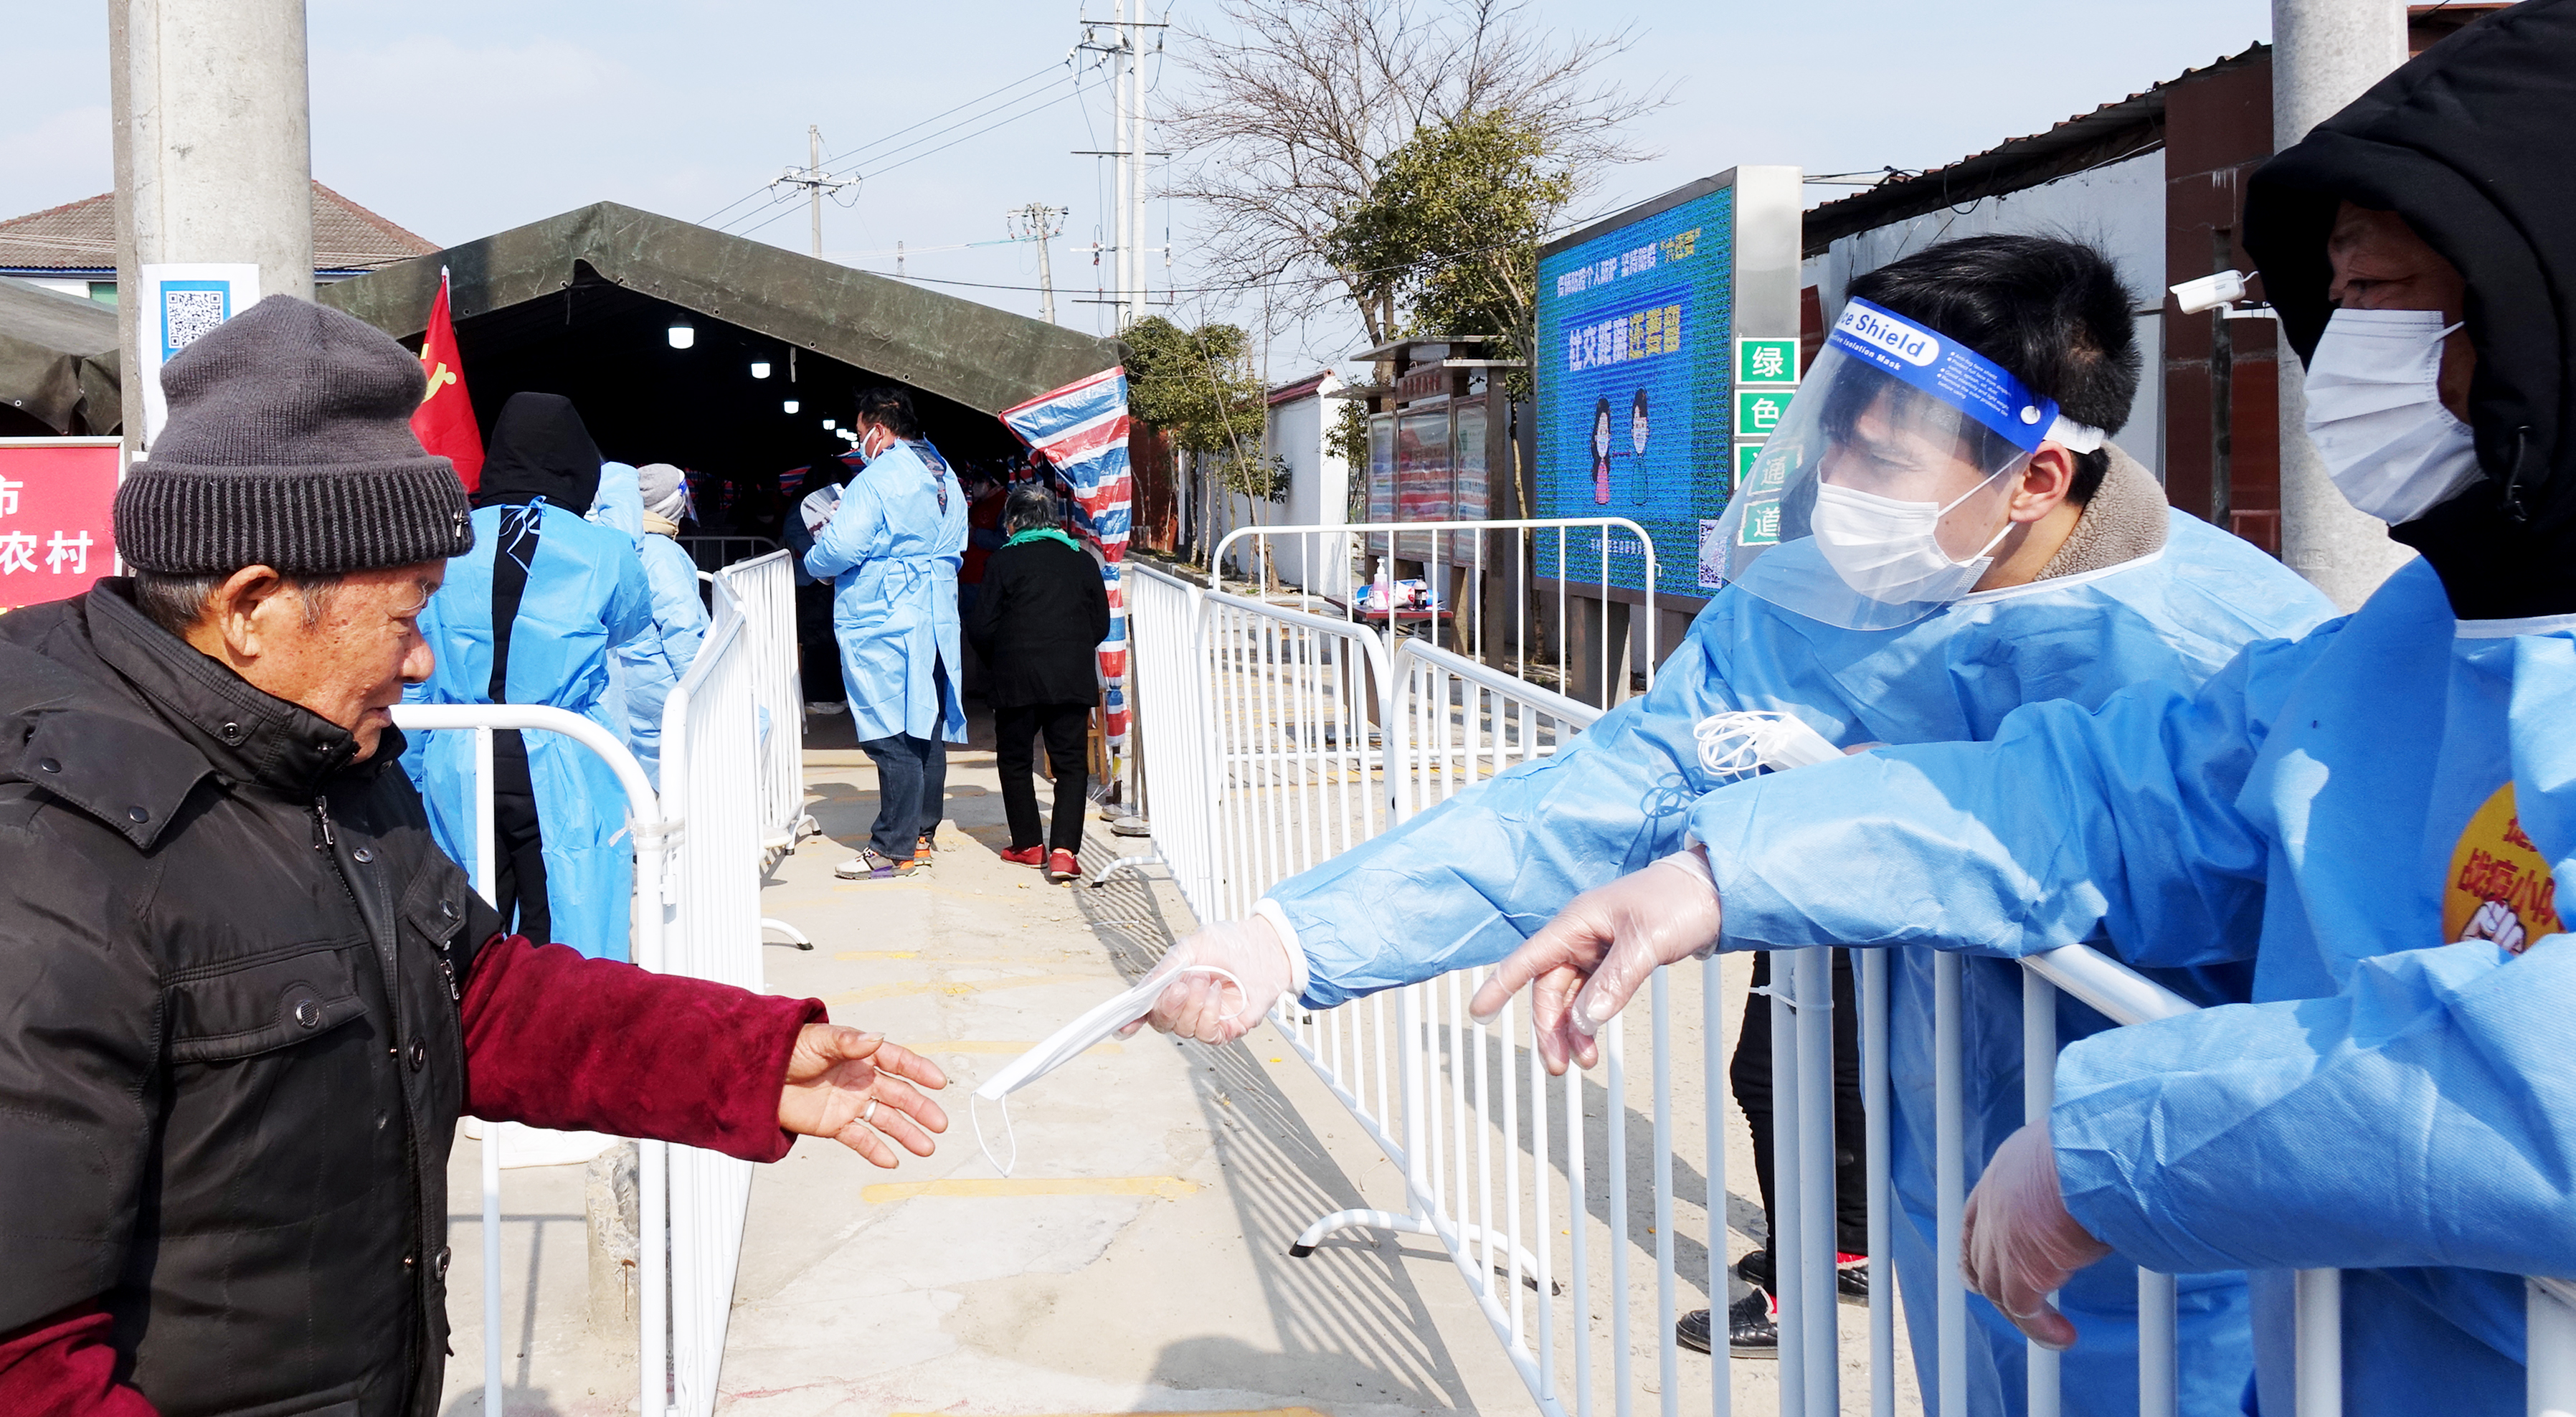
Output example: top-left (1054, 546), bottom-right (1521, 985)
top-left (1467, 850), bottom-right (1722, 1074)
top-left (1961, 1121), bottom-right (2113, 1350)
top-left (1119, 916), bottom-right (1294, 1046)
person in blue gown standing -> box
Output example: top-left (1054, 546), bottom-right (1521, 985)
top-left (805, 386), bottom-right (968, 882)
top-left (587, 460), bottom-right (709, 787)
top-left (409, 392), bottom-right (649, 960)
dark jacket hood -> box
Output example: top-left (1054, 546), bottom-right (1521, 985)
top-left (474, 392), bottom-right (602, 512)
top-left (2244, 0), bottom-right (2576, 617)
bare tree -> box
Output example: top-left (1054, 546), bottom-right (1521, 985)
top-left (1162, 0), bottom-right (1667, 349)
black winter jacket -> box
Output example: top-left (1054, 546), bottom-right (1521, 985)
top-left (0, 583), bottom-right (501, 1416)
top-left (964, 536), bottom-right (1112, 708)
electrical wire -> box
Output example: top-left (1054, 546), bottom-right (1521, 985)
top-left (853, 82), bottom-right (1084, 182)
top-left (817, 59), bottom-right (1067, 169)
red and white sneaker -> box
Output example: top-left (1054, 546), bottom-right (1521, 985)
top-left (999, 844), bottom-right (1045, 867)
top-left (1045, 848), bottom-right (1080, 883)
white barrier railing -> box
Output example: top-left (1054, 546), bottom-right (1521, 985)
top-left (710, 550), bottom-right (816, 859)
top-left (1211, 518), bottom-right (1663, 711)
top-left (389, 703), bottom-right (666, 1417)
top-left (656, 583), bottom-right (769, 1417)
top-left (393, 575), bottom-right (777, 1417)
top-left (1122, 559), bottom-right (2576, 1416)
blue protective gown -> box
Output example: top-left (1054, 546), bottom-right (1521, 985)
top-left (804, 439), bottom-right (968, 744)
top-left (1264, 508), bottom-right (2336, 1417)
top-left (588, 461), bottom-right (709, 787)
top-left (1684, 558), bottom-right (2576, 1416)
top-left (409, 498), bottom-right (651, 960)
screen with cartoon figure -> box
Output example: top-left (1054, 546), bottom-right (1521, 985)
top-left (1533, 184), bottom-right (1734, 597)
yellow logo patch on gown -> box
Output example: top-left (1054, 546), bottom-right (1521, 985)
top-left (2443, 782), bottom-right (2564, 954)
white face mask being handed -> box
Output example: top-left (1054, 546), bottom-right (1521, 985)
top-left (2302, 307), bottom-right (2484, 525)
top-left (1810, 464), bottom-right (2016, 606)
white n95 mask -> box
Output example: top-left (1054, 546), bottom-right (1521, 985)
top-left (1811, 465), bottom-right (2016, 606)
top-left (2303, 307), bottom-right (2483, 524)
top-left (970, 964), bottom-right (1244, 1177)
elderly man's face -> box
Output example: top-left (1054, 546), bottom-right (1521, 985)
top-left (2326, 202), bottom-right (2473, 420)
top-left (184, 561), bottom-right (443, 762)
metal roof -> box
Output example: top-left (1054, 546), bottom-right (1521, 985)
top-left (1801, 44), bottom-right (2269, 255)
top-left (0, 180), bottom-right (437, 276)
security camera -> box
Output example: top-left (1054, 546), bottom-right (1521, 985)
top-left (2171, 270), bottom-right (2251, 316)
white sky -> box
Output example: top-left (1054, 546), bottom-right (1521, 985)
top-left (2, 0), bottom-right (2269, 374)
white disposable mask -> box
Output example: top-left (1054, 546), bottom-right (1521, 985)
top-left (2302, 307), bottom-right (2483, 525)
top-left (970, 965), bottom-right (1244, 1176)
top-left (1810, 465), bottom-right (2015, 606)
top-left (1694, 711), bottom-right (1841, 778)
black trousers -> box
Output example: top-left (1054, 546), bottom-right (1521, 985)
top-left (995, 701), bottom-right (1090, 852)
top-left (1730, 949), bottom-right (1870, 1273)
top-left (489, 731), bottom-right (551, 944)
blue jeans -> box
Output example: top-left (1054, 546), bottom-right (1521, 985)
top-left (856, 660), bottom-right (952, 861)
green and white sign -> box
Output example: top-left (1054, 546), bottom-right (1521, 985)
top-left (1736, 387), bottom-right (1791, 440)
top-left (1735, 336), bottom-right (1799, 387)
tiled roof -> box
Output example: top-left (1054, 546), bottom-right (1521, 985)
top-left (0, 179), bottom-right (437, 272)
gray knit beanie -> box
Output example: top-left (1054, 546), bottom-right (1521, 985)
top-left (113, 294), bottom-right (475, 574)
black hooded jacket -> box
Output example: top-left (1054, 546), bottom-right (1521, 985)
top-left (2245, 0), bottom-right (2576, 617)
top-left (473, 392), bottom-right (602, 512)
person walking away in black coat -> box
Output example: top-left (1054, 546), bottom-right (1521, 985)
top-left (965, 483), bottom-right (1110, 882)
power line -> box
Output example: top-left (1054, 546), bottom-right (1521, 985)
top-left (816, 60), bottom-right (1066, 169)
top-left (852, 84), bottom-right (1085, 182)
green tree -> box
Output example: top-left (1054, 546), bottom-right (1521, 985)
top-left (1121, 316), bottom-right (1284, 561)
top-left (1325, 109), bottom-right (1572, 399)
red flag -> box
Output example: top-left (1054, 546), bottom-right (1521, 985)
top-left (411, 268), bottom-right (485, 490)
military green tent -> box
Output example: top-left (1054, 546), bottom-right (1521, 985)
top-left (0, 275), bottom-right (119, 437)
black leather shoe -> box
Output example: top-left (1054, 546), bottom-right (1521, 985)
top-left (1736, 1249), bottom-right (1870, 1306)
top-left (1675, 1289), bottom-right (1781, 1358)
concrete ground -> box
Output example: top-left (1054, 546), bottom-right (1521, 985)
top-left (438, 708), bottom-right (1918, 1416)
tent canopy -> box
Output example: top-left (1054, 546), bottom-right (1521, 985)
top-left (320, 202), bottom-right (1122, 483)
top-left (0, 275), bottom-right (119, 437)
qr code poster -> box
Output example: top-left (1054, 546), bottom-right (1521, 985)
top-left (136, 263), bottom-right (258, 447)
top-left (159, 284), bottom-right (231, 357)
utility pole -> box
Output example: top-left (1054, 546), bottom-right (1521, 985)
top-left (1076, 8), bottom-right (1165, 328)
top-left (2273, 0), bottom-right (2414, 610)
top-left (113, 0), bottom-right (315, 455)
top-left (777, 125), bottom-right (856, 260)
top-left (1007, 203), bottom-right (1070, 323)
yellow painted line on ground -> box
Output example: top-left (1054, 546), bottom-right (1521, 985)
top-left (822, 973), bottom-right (1099, 1007)
top-left (863, 1175), bottom-right (1199, 1203)
top-left (832, 949), bottom-right (920, 961)
top-left (929, 1039), bottom-right (1122, 1054)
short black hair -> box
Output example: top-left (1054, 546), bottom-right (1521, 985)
top-left (853, 386), bottom-right (922, 440)
top-left (1845, 234), bottom-right (2141, 503)
top-left (1632, 388), bottom-right (1649, 417)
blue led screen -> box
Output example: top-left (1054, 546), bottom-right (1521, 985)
top-left (1533, 183), bottom-right (1733, 597)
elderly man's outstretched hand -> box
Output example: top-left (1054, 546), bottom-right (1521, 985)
top-left (779, 1023), bottom-right (950, 1167)
top-left (1962, 1122), bottom-right (2113, 1350)
top-left (1466, 850), bottom-right (1723, 1074)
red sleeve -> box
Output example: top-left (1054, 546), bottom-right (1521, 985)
top-left (460, 936), bottom-right (827, 1163)
top-left (0, 1305), bottom-right (158, 1416)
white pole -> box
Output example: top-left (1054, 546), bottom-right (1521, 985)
top-left (113, 0), bottom-right (316, 458)
top-left (808, 124), bottom-right (824, 259)
top-left (473, 726), bottom-right (503, 1412)
top-left (2273, 0), bottom-right (2414, 610)
top-left (2293, 1267), bottom-right (2342, 1417)
top-left (2023, 970), bottom-right (2061, 1417)
top-left (1112, 0), bottom-right (1132, 330)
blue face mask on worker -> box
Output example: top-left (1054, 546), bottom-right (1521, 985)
top-left (1704, 298), bottom-right (2103, 631)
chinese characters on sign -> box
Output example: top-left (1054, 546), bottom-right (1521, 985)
top-left (1567, 301), bottom-right (1685, 372)
top-left (1720, 337), bottom-right (1802, 574)
top-left (0, 440), bottom-right (122, 611)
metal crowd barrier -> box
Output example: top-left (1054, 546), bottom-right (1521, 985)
top-left (678, 534), bottom-right (783, 577)
top-left (1211, 518), bottom-right (1662, 710)
top-left (1117, 533), bottom-right (2576, 1416)
top-left (710, 550), bottom-right (817, 860)
top-left (391, 574), bottom-right (779, 1417)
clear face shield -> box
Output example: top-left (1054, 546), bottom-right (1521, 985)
top-left (1705, 298), bottom-right (2104, 630)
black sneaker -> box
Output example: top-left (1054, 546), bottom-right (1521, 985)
top-left (1736, 1249), bottom-right (1870, 1306)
